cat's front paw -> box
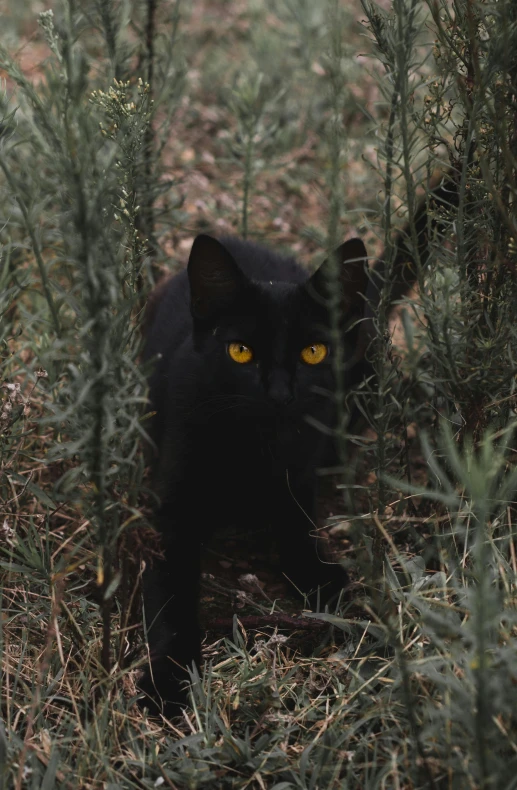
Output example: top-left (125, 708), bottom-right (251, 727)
top-left (138, 661), bottom-right (189, 719)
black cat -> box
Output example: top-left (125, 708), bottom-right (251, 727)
top-left (139, 174), bottom-right (456, 716)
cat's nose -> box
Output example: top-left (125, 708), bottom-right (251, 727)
top-left (268, 370), bottom-right (294, 406)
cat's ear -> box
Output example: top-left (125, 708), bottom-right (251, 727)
top-left (306, 238), bottom-right (369, 315)
top-left (188, 235), bottom-right (247, 321)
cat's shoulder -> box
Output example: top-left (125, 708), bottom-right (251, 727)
top-left (143, 267), bottom-right (188, 334)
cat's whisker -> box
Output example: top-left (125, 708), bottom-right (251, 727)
top-left (185, 394), bottom-right (261, 418)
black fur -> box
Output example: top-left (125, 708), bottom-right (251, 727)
top-left (139, 234), bottom-right (370, 716)
top-left (139, 171), bottom-right (458, 717)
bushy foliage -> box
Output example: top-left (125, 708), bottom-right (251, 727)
top-left (1, 0), bottom-right (517, 788)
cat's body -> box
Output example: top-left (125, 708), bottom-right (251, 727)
top-left (140, 234), bottom-right (370, 715)
top-left (139, 173), bottom-right (456, 716)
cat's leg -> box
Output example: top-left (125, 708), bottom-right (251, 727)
top-left (139, 501), bottom-right (202, 717)
top-left (274, 479), bottom-right (346, 609)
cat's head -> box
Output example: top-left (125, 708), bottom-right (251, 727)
top-left (186, 234), bottom-right (369, 425)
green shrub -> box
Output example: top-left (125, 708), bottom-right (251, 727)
top-left (1, 0), bottom-right (517, 787)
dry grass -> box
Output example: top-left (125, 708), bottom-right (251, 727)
top-left (1, 1), bottom-right (517, 788)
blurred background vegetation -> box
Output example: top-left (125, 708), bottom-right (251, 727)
top-left (0, 0), bottom-right (517, 787)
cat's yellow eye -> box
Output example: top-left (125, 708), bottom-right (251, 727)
top-left (300, 343), bottom-right (328, 365)
top-left (228, 342), bottom-right (254, 364)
